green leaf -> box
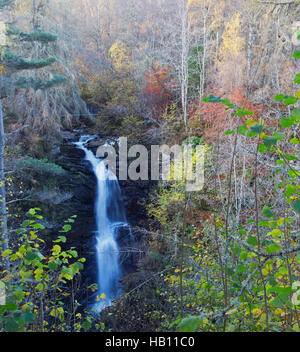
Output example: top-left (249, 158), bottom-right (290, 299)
top-left (48, 262), bottom-right (58, 271)
top-left (6, 318), bottom-right (19, 332)
top-left (288, 169), bottom-right (300, 178)
top-left (285, 154), bottom-right (298, 161)
top-left (169, 318), bottom-right (181, 329)
top-left (27, 208), bottom-right (36, 216)
top-left (293, 50), bottom-right (300, 59)
top-left (177, 316), bottom-right (200, 332)
top-left (13, 290), bottom-right (25, 301)
top-left (291, 107), bottom-right (300, 120)
top-left (31, 223), bottom-right (45, 229)
top-left (221, 98), bottom-right (232, 106)
top-left (268, 286), bottom-right (292, 308)
top-left (272, 132), bottom-right (284, 141)
top-left (202, 95), bottom-right (221, 103)
top-left (238, 125), bottom-right (248, 135)
top-left (251, 125), bottom-right (263, 134)
top-left (52, 245), bottom-right (61, 255)
top-left (4, 302), bottom-right (18, 311)
top-left (23, 312), bottom-right (36, 323)
top-left (36, 283), bottom-right (44, 291)
top-left (246, 132), bottom-right (258, 138)
top-left (247, 236), bottom-right (258, 246)
top-left (263, 137), bottom-right (277, 148)
top-left (54, 236), bottom-right (67, 243)
top-left (285, 184), bottom-right (296, 198)
top-left (294, 74), bottom-right (300, 84)
top-left (60, 224), bottom-right (71, 233)
top-left (268, 229), bottom-right (282, 238)
top-left (2, 249), bottom-right (12, 257)
top-left (280, 118), bottom-right (294, 128)
top-left (224, 130), bottom-right (235, 135)
top-left (61, 266), bottom-right (73, 280)
top-left (25, 251), bottom-right (37, 262)
top-left (262, 205), bottom-right (274, 218)
top-left (258, 220), bottom-right (271, 227)
top-left (283, 96), bottom-right (297, 105)
top-left (50, 307), bottom-right (64, 322)
top-left (69, 250), bottom-right (78, 258)
top-left (82, 319), bottom-right (92, 331)
top-left (234, 108), bottom-right (254, 117)
top-left (290, 137), bottom-right (300, 144)
top-left (274, 94), bottom-right (287, 102)
top-left (266, 244), bottom-right (281, 253)
top-left (75, 262), bottom-right (84, 271)
top-left (293, 199), bottom-right (300, 215)
top-left (258, 144), bottom-right (268, 154)
top-left (235, 264), bottom-right (247, 274)
top-left (21, 220), bottom-right (31, 228)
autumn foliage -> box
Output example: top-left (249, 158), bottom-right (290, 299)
top-left (189, 87), bottom-right (263, 143)
top-left (144, 63), bottom-right (172, 118)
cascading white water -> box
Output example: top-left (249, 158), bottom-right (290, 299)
top-left (75, 135), bottom-right (130, 313)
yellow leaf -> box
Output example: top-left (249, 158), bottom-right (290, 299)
top-left (245, 119), bottom-right (257, 127)
top-left (277, 218), bottom-right (284, 226)
top-left (252, 308), bottom-right (262, 318)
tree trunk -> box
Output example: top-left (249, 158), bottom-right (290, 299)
top-left (179, 0), bottom-right (189, 127)
top-left (0, 99), bottom-right (9, 270)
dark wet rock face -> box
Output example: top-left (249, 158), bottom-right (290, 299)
top-left (53, 138), bottom-right (97, 287)
top-left (52, 132), bottom-right (150, 295)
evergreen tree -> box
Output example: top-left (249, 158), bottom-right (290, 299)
top-left (6, 0), bottom-right (90, 132)
top-left (0, 0), bottom-right (66, 270)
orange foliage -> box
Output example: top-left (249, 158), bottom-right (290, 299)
top-left (144, 63), bottom-right (172, 118)
top-left (144, 63), bottom-right (170, 97)
top-left (190, 86), bottom-right (263, 143)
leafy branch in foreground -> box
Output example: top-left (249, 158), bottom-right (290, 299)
top-left (0, 209), bottom-right (101, 332)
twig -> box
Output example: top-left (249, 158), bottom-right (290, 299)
top-left (6, 124), bottom-right (29, 136)
top-left (6, 197), bottom-right (31, 204)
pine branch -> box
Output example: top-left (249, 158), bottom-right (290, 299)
top-left (3, 52), bottom-right (56, 70)
top-left (0, 0), bottom-right (13, 9)
top-left (14, 75), bottom-right (67, 90)
top-left (6, 27), bottom-right (57, 43)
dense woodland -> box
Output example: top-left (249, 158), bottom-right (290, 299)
top-left (0, 0), bottom-right (299, 333)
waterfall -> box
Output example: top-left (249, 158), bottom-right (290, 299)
top-left (75, 135), bottom-right (130, 313)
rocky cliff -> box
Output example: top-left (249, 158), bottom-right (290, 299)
top-left (52, 131), bottom-right (151, 298)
